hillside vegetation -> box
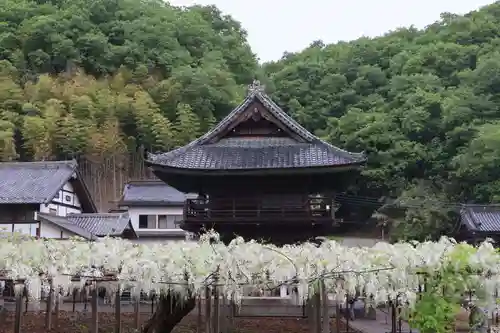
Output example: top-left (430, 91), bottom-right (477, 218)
top-left (0, 0), bottom-right (258, 160)
top-left (1, 0), bottom-right (500, 239)
top-left (265, 2), bottom-right (500, 239)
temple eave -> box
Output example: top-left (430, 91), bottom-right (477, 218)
top-left (147, 161), bottom-right (365, 176)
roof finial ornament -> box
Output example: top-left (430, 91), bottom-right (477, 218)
top-left (247, 79), bottom-right (265, 95)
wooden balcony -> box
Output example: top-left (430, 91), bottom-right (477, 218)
top-left (182, 196), bottom-right (338, 225)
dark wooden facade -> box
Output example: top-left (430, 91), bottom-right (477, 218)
top-left (147, 81), bottom-right (366, 244)
top-left (0, 204), bottom-right (39, 236)
top-left (457, 205), bottom-right (500, 245)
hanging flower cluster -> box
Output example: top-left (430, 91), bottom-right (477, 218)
top-left (0, 232), bottom-right (498, 309)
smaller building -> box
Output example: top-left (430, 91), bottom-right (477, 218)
top-left (459, 205), bottom-right (500, 244)
top-left (118, 180), bottom-right (196, 243)
top-left (0, 160), bottom-right (96, 237)
top-left (36, 212), bottom-right (136, 240)
top-left (0, 159), bottom-right (138, 240)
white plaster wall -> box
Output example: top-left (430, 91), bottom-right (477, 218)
top-left (39, 222), bottom-right (76, 239)
top-left (39, 181), bottom-right (82, 217)
top-left (2, 221), bottom-right (76, 239)
top-left (11, 223), bottom-right (38, 236)
top-left (128, 206), bottom-right (186, 234)
top-left (130, 238), bottom-right (192, 245)
top-left (337, 237), bottom-right (386, 247)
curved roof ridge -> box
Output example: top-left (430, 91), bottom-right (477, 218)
top-left (147, 81), bottom-right (366, 170)
top-left (256, 92), bottom-right (366, 161)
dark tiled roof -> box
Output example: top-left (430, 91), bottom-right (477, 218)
top-left (67, 212), bottom-right (132, 236)
top-left (155, 137), bottom-right (359, 170)
top-left (460, 205), bottom-right (500, 232)
top-left (0, 160), bottom-right (96, 212)
top-left (120, 180), bottom-right (196, 206)
top-left (37, 213), bottom-right (93, 239)
top-left (147, 82), bottom-right (366, 171)
top-left (0, 160), bottom-right (78, 204)
top-left (38, 212), bottom-right (133, 238)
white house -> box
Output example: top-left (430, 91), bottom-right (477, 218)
top-left (118, 180), bottom-right (196, 243)
top-left (0, 160), bottom-right (136, 240)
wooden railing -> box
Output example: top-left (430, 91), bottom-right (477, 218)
top-left (183, 196), bottom-right (337, 224)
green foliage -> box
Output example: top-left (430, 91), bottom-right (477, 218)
top-left (265, 3), bottom-right (500, 240)
top-left (408, 243), bottom-right (480, 333)
top-left (410, 292), bottom-right (459, 333)
top-left (0, 0), bottom-right (257, 159)
top-left (0, 0), bottom-right (500, 242)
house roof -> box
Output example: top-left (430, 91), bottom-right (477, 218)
top-left (147, 81), bottom-right (366, 172)
top-left (37, 213), bottom-right (93, 239)
top-left (460, 205), bottom-right (500, 233)
top-left (120, 180), bottom-right (196, 206)
top-left (38, 212), bottom-right (134, 239)
top-left (0, 160), bottom-right (96, 212)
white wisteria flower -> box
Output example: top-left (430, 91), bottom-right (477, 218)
top-left (0, 232), bottom-right (498, 311)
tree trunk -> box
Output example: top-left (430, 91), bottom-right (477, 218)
top-left (142, 291), bottom-right (196, 333)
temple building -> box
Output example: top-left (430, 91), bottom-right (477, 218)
top-left (458, 204), bottom-right (500, 244)
top-left (146, 81), bottom-right (367, 244)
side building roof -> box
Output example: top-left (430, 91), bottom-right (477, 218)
top-left (147, 80), bottom-right (366, 173)
top-left (37, 212), bottom-right (135, 239)
top-left (460, 205), bottom-right (500, 233)
top-left (119, 180), bottom-right (196, 207)
top-left (0, 160), bottom-right (96, 212)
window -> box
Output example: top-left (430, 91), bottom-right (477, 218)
top-left (65, 195), bottom-right (72, 202)
top-left (49, 208), bottom-right (57, 215)
top-left (157, 215), bottom-right (168, 229)
top-left (167, 215), bottom-right (182, 229)
top-left (138, 215), bottom-right (156, 229)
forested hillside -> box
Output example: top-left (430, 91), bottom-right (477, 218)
top-left (0, 0), bottom-right (258, 161)
top-left (1, 0), bottom-right (500, 239)
top-left (265, 2), bottom-right (500, 240)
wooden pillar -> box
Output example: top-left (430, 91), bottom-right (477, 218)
top-left (197, 295), bottom-right (202, 333)
top-left (115, 287), bottom-right (122, 333)
top-left (344, 295), bottom-right (349, 333)
top-left (45, 280), bottom-right (54, 330)
top-left (335, 304), bottom-right (341, 333)
top-left (212, 285), bottom-right (219, 333)
top-left (220, 294), bottom-right (227, 333)
top-left (205, 286), bottom-right (211, 333)
top-left (91, 283), bottom-right (99, 333)
top-left (391, 301), bottom-right (397, 333)
top-left (133, 297), bottom-right (141, 330)
top-left (308, 295), bottom-right (314, 333)
top-left (14, 282), bottom-right (23, 333)
top-left (320, 280), bottom-right (330, 333)
top-left (54, 291), bottom-right (60, 328)
top-left (314, 290), bottom-right (321, 333)
top-left (228, 294), bottom-right (235, 331)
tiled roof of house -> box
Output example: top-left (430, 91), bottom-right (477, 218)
top-left (66, 212), bottom-right (132, 236)
top-left (38, 212), bottom-right (133, 239)
top-left (37, 213), bottom-right (93, 239)
top-left (120, 180), bottom-right (196, 206)
top-left (0, 160), bottom-right (77, 204)
top-left (147, 81), bottom-right (366, 171)
top-left (0, 160), bottom-right (96, 212)
top-left (460, 205), bottom-right (500, 233)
